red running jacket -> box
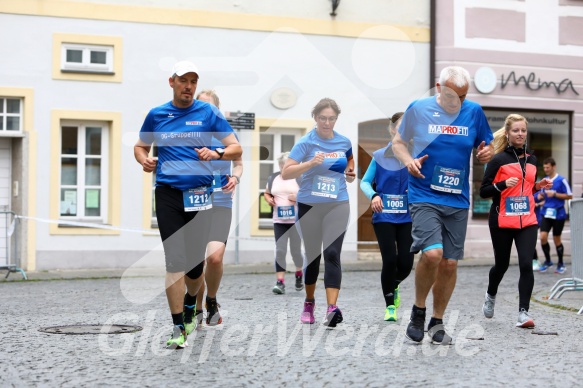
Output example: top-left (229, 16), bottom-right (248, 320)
top-left (480, 147), bottom-right (539, 229)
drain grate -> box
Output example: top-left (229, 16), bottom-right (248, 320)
top-left (39, 324), bottom-right (143, 335)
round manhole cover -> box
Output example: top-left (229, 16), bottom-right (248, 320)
top-left (39, 324), bottom-right (143, 335)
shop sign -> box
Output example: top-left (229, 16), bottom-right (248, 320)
top-left (474, 67), bottom-right (579, 96)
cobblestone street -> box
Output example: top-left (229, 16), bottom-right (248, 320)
top-left (1, 264), bottom-right (582, 387)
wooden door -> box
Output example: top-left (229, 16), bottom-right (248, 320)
top-left (357, 119), bottom-right (391, 251)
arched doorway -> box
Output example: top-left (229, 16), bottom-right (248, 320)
top-left (357, 119), bottom-right (390, 251)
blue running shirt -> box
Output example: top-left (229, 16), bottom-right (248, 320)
top-left (210, 136), bottom-right (236, 208)
top-left (359, 143), bottom-right (411, 224)
top-left (139, 100), bottom-right (234, 191)
top-left (541, 174), bottom-right (572, 220)
top-left (398, 96), bottom-right (493, 209)
top-left (288, 129), bottom-right (353, 203)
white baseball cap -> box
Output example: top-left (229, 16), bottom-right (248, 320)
top-left (172, 60), bottom-right (199, 77)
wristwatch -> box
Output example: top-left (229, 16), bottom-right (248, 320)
top-left (215, 148), bottom-right (225, 159)
top-left (233, 175), bottom-right (240, 184)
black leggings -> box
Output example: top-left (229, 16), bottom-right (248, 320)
top-left (487, 223), bottom-right (538, 311)
top-left (373, 222), bottom-right (414, 306)
top-left (274, 223), bottom-right (304, 272)
top-left (297, 201), bottom-right (349, 289)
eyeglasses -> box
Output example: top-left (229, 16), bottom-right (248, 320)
top-left (317, 116), bottom-right (337, 123)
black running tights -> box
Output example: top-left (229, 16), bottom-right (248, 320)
top-left (373, 222), bottom-right (414, 306)
top-left (297, 201), bottom-right (349, 289)
top-left (487, 224), bottom-right (538, 311)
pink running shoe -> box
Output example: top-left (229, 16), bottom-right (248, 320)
top-left (301, 302), bottom-right (315, 324)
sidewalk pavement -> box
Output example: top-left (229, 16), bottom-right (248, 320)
top-left (1, 257), bottom-right (582, 386)
top-left (2, 254), bottom-right (581, 313)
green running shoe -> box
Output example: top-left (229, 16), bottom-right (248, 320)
top-left (184, 319), bottom-right (197, 335)
top-left (394, 286), bottom-right (401, 308)
top-left (384, 305), bottom-right (397, 322)
top-left (184, 303), bottom-right (197, 335)
top-left (166, 325), bottom-right (187, 349)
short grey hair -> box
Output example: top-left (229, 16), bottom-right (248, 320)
top-left (196, 89), bottom-right (220, 108)
top-left (439, 66), bottom-right (470, 88)
top-left (277, 152), bottom-right (290, 165)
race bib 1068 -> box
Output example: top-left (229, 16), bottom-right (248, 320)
top-left (505, 196), bottom-right (530, 216)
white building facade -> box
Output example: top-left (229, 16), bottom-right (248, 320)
top-left (0, 0), bottom-right (431, 270)
top-left (4, 0), bottom-right (579, 271)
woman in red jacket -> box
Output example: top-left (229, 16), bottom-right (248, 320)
top-left (479, 114), bottom-right (552, 328)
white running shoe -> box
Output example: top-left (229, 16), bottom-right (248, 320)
top-left (516, 308), bottom-right (535, 328)
top-left (482, 293), bottom-right (495, 319)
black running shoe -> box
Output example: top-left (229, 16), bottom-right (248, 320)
top-left (295, 275), bottom-right (304, 291)
top-left (322, 305), bottom-right (343, 328)
top-left (205, 297), bottom-right (222, 326)
top-left (427, 319), bottom-right (452, 345)
top-left (272, 280), bottom-right (285, 294)
top-left (405, 307), bottom-right (426, 342)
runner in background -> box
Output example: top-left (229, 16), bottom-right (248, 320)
top-left (538, 157), bottom-right (573, 274)
top-left (531, 191), bottom-right (545, 271)
top-left (360, 112), bottom-right (414, 322)
top-left (264, 152), bottom-right (304, 295)
top-left (187, 90), bottom-right (243, 329)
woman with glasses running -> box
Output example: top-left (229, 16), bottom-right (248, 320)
top-left (282, 98), bottom-right (356, 327)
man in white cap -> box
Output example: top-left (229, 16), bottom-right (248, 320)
top-left (134, 60), bottom-right (242, 348)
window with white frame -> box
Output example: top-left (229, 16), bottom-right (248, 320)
top-left (0, 97), bottom-right (22, 132)
top-left (60, 121), bottom-right (109, 222)
top-left (61, 43), bottom-right (114, 73)
top-left (258, 128), bottom-right (303, 228)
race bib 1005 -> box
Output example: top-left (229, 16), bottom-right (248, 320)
top-left (382, 194), bottom-right (408, 214)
